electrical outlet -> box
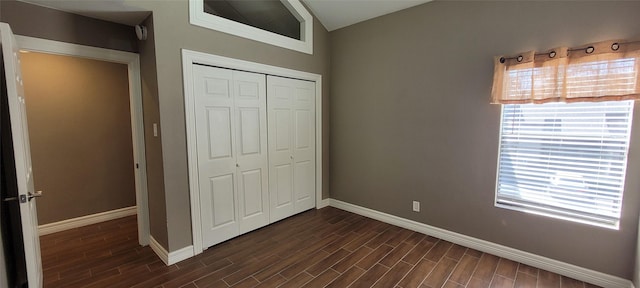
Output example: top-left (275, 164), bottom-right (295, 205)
top-left (412, 201), bottom-right (420, 212)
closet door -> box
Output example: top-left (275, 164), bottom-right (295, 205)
top-left (291, 79), bottom-right (316, 213)
top-left (234, 72), bottom-right (269, 234)
top-left (267, 76), bottom-right (315, 222)
top-left (193, 65), bottom-right (238, 248)
top-left (193, 65), bottom-right (268, 248)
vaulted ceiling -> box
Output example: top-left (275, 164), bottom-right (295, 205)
top-left (302, 0), bottom-right (431, 31)
top-left (17, 0), bottom-right (432, 31)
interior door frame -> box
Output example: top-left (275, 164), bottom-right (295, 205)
top-left (182, 49), bottom-right (325, 255)
top-left (15, 36), bottom-right (150, 246)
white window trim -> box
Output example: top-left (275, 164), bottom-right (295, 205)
top-left (493, 102), bottom-right (634, 230)
top-left (189, 0), bottom-right (313, 54)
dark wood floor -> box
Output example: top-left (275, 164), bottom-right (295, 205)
top-left (41, 207), bottom-right (600, 288)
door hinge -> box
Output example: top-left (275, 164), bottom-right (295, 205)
top-left (136, 163), bottom-right (139, 169)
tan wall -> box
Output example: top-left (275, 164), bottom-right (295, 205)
top-left (21, 52), bottom-right (136, 224)
top-left (329, 1), bottom-right (640, 279)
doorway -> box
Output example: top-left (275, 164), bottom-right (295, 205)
top-left (16, 36), bottom-right (149, 244)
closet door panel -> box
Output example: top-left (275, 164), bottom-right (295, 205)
top-left (294, 160), bottom-right (313, 210)
top-left (234, 71), bottom-right (269, 234)
top-left (193, 65), bottom-right (239, 248)
top-left (274, 164), bottom-right (293, 207)
top-left (292, 82), bottom-right (316, 212)
top-left (267, 79), bottom-right (295, 222)
top-left (239, 169), bottom-right (263, 217)
top-left (209, 175), bottom-right (235, 225)
top-left (267, 76), bottom-right (316, 220)
top-left (238, 108), bottom-right (260, 154)
top-left (206, 107), bottom-right (233, 160)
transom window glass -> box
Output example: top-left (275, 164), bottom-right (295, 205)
top-left (203, 0), bottom-right (301, 40)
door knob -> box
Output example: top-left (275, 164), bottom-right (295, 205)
top-left (28, 191), bottom-right (43, 201)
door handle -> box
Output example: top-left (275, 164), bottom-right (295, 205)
top-left (3, 196), bottom-right (19, 202)
top-left (3, 194), bottom-right (29, 203)
top-left (28, 191), bottom-right (43, 201)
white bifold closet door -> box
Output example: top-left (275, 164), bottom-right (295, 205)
top-left (193, 65), bottom-right (269, 249)
top-left (267, 75), bottom-right (316, 223)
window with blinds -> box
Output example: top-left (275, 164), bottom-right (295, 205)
top-left (496, 100), bottom-right (634, 228)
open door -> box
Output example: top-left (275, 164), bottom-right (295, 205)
top-left (0, 22), bottom-right (43, 287)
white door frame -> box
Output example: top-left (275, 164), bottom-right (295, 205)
top-left (182, 49), bottom-right (324, 255)
top-left (15, 36), bottom-right (150, 246)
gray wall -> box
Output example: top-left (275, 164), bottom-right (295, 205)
top-left (125, 0), bottom-right (331, 252)
top-left (632, 219), bottom-right (640, 287)
top-left (330, 1), bottom-right (640, 279)
top-left (0, 0), bottom-right (138, 53)
top-left (21, 52), bottom-right (136, 224)
top-left (138, 14), bottom-right (168, 249)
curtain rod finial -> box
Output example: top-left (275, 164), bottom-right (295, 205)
top-left (499, 57), bottom-right (506, 63)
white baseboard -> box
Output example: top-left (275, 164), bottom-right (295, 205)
top-left (329, 199), bottom-right (633, 288)
top-left (317, 198), bottom-right (330, 209)
top-left (149, 236), bottom-right (169, 265)
top-left (169, 245), bottom-right (195, 265)
top-left (38, 206), bottom-right (137, 236)
top-left (149, 236), bottom-right (194, 266)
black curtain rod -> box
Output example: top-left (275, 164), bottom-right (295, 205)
top-left (498, 41), bottom-right (640, 64)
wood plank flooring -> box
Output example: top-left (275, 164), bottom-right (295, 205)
top-left (40, 207), bottom-right (601, 288)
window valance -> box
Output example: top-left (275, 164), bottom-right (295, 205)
top-left (491, 40), bottom-right (640, 104)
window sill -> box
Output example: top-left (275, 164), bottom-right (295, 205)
top-left (494, 202), bottom-right (619, 230)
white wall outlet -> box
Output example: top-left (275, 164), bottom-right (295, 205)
top-left (412, 201), bottom-right (420, 212)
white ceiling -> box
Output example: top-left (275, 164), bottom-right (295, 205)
top-left (18, 0), bottom-right (432, 31)
top-left (303, 0), bottom-right (432, 31)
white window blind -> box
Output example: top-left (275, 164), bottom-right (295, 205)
top-left (496, 101), bottom-right (634, 228)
